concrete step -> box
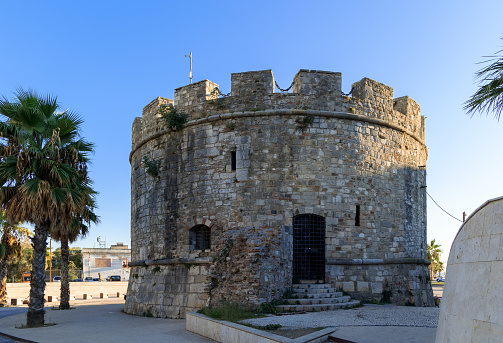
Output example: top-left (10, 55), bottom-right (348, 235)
top-left (276, 300), bottom-right (360, 313)
top-left (285, 296), bottom-right (351, 305)
top-left (290, 291), bottom-right (343, 299)
top-left (292, 288), bottom-right (340, 295)
top-left (292, 284), bottom-right (334, 289)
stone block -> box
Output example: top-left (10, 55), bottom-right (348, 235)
top-left (231, 70), bottom-right (274, 97)
top-left (174, 80), bottom-right (219, 108)
top-left (357, 281), bottom-right (369, 292)
top-left (83, 294), bottom-right (92, 300)
top-left (186, 294), bottom-right (203, 309)
top-left (293, 69), bottom-right (342, 95)
top-left (100, 293), bottom-right (108, 299)
top-left (342, 281), bottom-right (355, 292)
top-left (393, 96), bottom-right (420, 117)
top-left (352, 77), bottom-right (393, 102)
top-left (371, 282), bottom-right (383, 294)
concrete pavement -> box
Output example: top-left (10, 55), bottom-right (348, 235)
top-left (432, 284), bottom-right (443, 298)
top-left (1, 284), bottom-right (444, 343)
top-left (0, 299), bottom-right (212, 343)
top-left (329, 326), bottom-right (437, 343)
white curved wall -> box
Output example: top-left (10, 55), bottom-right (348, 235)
top-left (436, 197), bottom-right (503, 342)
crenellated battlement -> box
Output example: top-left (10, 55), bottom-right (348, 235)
top-left (293, 69), bottom-right (342, 95)
top-left (132, 69), bottom-right (425, 147)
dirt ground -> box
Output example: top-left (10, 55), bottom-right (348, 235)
top-left (264, 327), bottom-right (321, 339)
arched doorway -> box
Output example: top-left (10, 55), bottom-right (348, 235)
top-left (292, 214), bottom-right (326, 281)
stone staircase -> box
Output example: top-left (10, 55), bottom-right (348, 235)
top-left (275, 284), bottom-right (360, 313)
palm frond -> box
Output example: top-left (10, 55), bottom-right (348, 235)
top-left (465, 44), bottom-right (503, 121)
top-left (52, 187), bottom-right (69, 205)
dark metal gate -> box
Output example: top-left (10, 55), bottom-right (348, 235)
top-left (292, 214), bottom-right (326, 281)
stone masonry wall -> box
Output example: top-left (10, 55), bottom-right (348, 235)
top-left (208, 226), bottom-right (292, 307)
top-left (124, 262), bottom-right (210, 318)
top-left (125, 69), bottom-right (433, 318)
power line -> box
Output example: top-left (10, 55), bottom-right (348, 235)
top-left (426, 191), bottom-right (463, 223)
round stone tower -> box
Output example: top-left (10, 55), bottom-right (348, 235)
top-left (124, 69), bottom-right (434, 318)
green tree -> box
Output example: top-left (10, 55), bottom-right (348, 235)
top-left (465, 39), bottom-right (503, 120)
top-left (427, 239), bottom-right (443, 280)
top-left (0, 212), bottom-right (30, 306)
top-left (0, 89), bottom-right (94, 326)
top-left (433, 260), bottom-right (444, 279)
top-left (7, 243), bottom-right (32, 282)
top-left (69, 247), bottom-right (82, 270)
top-left (52, 198), bottom-right (98, 309)
top-left (50, 247), bottom-right (83, 270)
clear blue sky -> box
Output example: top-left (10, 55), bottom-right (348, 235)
top-left (1, 1), bottom-right (502, 262)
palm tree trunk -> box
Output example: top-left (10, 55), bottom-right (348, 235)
top-left (0, 258), bottom-right (8, 306)
top-left (27, 222), bottom-right (49, 327)
top-left (59, 236), bottom-right (70, 309)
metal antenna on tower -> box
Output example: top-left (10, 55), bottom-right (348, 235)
top-left (185, 51), bottom-right (193, 84)
top-left (97, 236), bottom-right (106, 248)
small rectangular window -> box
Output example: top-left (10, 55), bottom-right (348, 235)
top-left (231, 151), bottom-right (236, 171)
top-left (355, 205), bottom-right (360, 226)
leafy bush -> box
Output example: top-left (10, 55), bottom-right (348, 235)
top-left (142, 156), bottom-right (160, 178)
top-left (158, 104), bottom-right (188, 131)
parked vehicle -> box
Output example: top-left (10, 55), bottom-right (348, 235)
top-left (84, 277), bottom-right (93, 282)
top-left (92, 278), bottom-right (99, 282)
top-left (109, 275), bottom-right (121, 282)
top-left (73, 278), bottom-right (83, 282)
top-left (435, 277), bottom-right (445, 282)
top-left (53, 276), bottom-right (61, 282)
top-left (22, 272), bottom-right (31, 283)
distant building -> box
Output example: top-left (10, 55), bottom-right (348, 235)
top-left (82, 243), bottom-right (131, 281)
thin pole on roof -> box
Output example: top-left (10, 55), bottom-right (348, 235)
top-left (185, 51), bottom-right (193, 84)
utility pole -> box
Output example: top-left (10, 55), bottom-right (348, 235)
top-left (185, 51), bottom-right (193, 84)
top-left (49, 238), bottom-right (52, 282)
top-left (463, 211), bottom-right (466, 222)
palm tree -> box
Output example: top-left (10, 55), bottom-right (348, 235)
top-left (52, 187), bottom-right (98, 310)
top-left (0, 89), bottom-right (95, 327)
top-left (427, 239), bottom-right (442, 280)
top-left (0, 211), bottom-right (30, 306)
top-left (464, 39), bottom-right (503, 121)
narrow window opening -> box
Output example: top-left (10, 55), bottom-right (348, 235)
top-left (231, 151), bottom-right (236, 171)
top-left (189, 225), bottom-right (211, 251)
top-left (355, 205), bottom-right (361, 226)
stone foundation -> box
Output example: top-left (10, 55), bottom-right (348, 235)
top-left (328, 259), bottom-right (432, 306)
top-left (124, 260), bottom-right (210, 318)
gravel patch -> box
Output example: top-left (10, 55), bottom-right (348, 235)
top-left (241, 305), bottom-right (439, 329)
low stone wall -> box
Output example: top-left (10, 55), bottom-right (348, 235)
top-left (124, 261), bottom-right (210, 318)
top-left (328, 258), bottom-right (432, 306)
top-left (435, 196), bottom-right (503, 342)
top-left (6, 282), bottom-right (128, 300)
top-left (186, 312), bottom-right (336, 343)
